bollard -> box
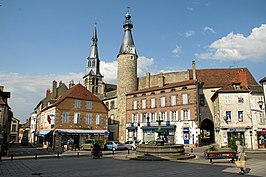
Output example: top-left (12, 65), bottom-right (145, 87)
top-left (57, 153), bottom-right (59, 158)
top-left (112, 150), bottom-right (114, 155)
top-left (77, 152), bottom-right (80, 158)
top-left (35, 154), bottom-right (38, 159)
top-left (191, 148), bottom-right (194, 153)
top-left (11, 154), bottom-right (13, 161)
top-left (128, 149), bottom-right (130, 154)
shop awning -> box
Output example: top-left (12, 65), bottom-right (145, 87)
top-left (126, 126), bottom-right (137, 130)
top-left (141, 125), bottom-right (176, 131)
top-left (38, 130), bottom-right (52, 136)
top-left (56, 129), bottom-right (108, 135)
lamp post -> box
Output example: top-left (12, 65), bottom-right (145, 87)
top-left (249, 130), bottom-right (253, 150)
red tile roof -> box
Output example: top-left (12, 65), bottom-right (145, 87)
top-left (56, 84), bottom-right (100, 105)
top-left (188, 68), bottom-right (258, 88)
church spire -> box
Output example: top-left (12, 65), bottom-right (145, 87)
top-left (118, 9), bottom-right (137, 57)
top-left (86, 23), bottom-right (101, 76)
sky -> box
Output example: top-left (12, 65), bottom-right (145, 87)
top-left (0, 0), bottom-right (266, 123)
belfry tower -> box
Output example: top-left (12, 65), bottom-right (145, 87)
top-left (83, 23), bottom-right (104, 98)
top-left (117, 10), bottom-right (138, 141)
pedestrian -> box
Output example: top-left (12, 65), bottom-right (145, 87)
top-left (235, 141), bottom-right (246, 175)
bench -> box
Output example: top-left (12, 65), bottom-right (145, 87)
top-left (205, 151), bottom-right (237, 164)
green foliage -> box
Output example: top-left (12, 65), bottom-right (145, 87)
top-left (228, 137), bottom-right (242, 151)
top-left (208, 145), bottom-right (218, 151)
top-left (93, 139), bottom-right (104, 150)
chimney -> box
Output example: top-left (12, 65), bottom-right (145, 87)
top-left (0, 86), bottom-right (3, 92)
top-left (238, 69), bottom-right (248, 87)
top-left (46, 88), bottom-right (51, 97)
top-left (52, 80), bottom-right (57, 99)
top-left (158, 72), bottom-right (165, 87)
top-left (69, 80), bottom-right (75, 88)
top-left (146, 72), bottom-right (151, 88)
top-left (192, 61), bottom-right (196, 80)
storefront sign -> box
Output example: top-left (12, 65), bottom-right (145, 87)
top-left (228, 128), bottom-right (245, 132)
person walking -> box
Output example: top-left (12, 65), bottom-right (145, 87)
top-left (235, 141), bottom-right (246, 175)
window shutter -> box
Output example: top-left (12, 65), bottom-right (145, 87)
top-left (188, 110), bottom-right (190, 120)
top-left (165, 111), bottom-right (167, 121)
top-left (140, 113), bottom-right (142, 123)
top-left (181, 110), bottom-right (184, 120)
top-left (131, 114), bottom-right (134, 123)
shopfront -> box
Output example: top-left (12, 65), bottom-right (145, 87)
top-left (257, 128), bottom-right (266, 149)
top-left (227, 128), bottom-right (245, 147)
top-left (141, 125), bottom-right (176, 144)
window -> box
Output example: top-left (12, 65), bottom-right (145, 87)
top-left (151, 98), bottom-right (156, 108)
top-left (225, 95), bottom-right (231, 104)
top-left (142, 99), bottom-right (146, 109)
top-left (226, 111), bottom-right (232, 122)
top-left (182, 94), bottom-right (188, 105)
top-left (62, 112), bottom-right (70, 123)
top-left (110, 101), bottom-right (115, 109)
top-left (74, 100), bottom-right (81, 108)
top-left (182, 109), bottom-right (190, 120)
top-left (85, 113), bottom-right (92, 124)
top-left (86, 101), bottom-right (93, 109)
top-left (142, 113), bottom-right (147, 122)
top-left (171, 111), bottom-right (177, 121)
top-left (151, 112), bottom-right (156, 122)
top-left (12, 124), bottom-right (16, 132)
top-left (160, 111), bottom-right (166, 121)
top-left (160, 97), bottom-right (165, 107)
top-left (132, 114), bottom-right (138, 123)
top-left (74, 113), bottom-right (81, 124)
top-left (133, 100), bottom-right (138, 110)
top-left (238, 111), bottom-right (243, 122)
top-left (96, 114), bottom-right (102, 125)
top-left (171, 95), bottom-right (177, 106)
top-left (238, 97), bottom-right (244, 103)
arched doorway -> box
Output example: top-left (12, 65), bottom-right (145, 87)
top-left (200, 119), bottom-right (214, 146)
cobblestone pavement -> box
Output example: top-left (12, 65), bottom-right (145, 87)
top-left (1, 155), bottom-right (266, 177)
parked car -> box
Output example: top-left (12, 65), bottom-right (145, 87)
top-left (124, 140), bottom-right (140, 150)
top-left (104, 141), bottom-right (127, 151)
top-left (81, 139), bottom-right (94, 151)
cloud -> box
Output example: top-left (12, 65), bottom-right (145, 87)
top-left (204, 26), bottom-right (217, 34)
top-left (0, 56), bottom-right (155, 123)
top-left (187, 7), bottom-right (194, 11)
top-left (172, 45), bottom-right (182, 57)
top-left (196, 24), bottom-right (266, 61)
top-left (185, 30), bottom-right (195, 37)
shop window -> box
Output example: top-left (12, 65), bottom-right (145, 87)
top-left (238, 111), bottom-right (244, 122)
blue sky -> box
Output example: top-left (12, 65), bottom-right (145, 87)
top-left (0, 0), bottom-right (266, 123)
